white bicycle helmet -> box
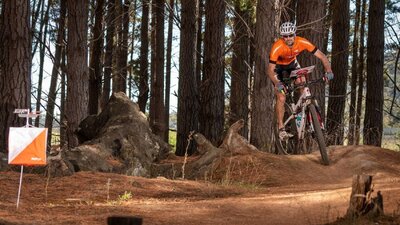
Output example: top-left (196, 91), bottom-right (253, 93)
top-left (280, 22), bottom-right (297, 36)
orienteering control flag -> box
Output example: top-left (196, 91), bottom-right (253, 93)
top-left (8, 127), bottom-right (47, 165)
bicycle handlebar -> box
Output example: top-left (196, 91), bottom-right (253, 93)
top-left (284, 77), bottom-right (325, 94)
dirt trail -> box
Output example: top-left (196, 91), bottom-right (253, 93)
top-left (0, 145), bottom-right (399, 225)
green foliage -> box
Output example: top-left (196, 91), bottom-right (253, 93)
top-left (169, 130), bottom-right (177, 152)
top-left (106, 191), bottom-right (133, 205)
top-left (51, 131), bottom-right (61, 145)
top-left (118, 191), bottom-right (133, 201)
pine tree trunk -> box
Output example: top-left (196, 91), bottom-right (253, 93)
top-left (200, 0), bottom-right (226, 146)
top-left (149, 0), bottom-right (166, 138)
top-left (138, 0), bottom-right (150, 113)
top-left (60, 51), bottom-right (67, 147)
top-left (66, 0), bottom-right (89, 148)
top-left (164, 0), bottom-right (175, 142)
top-left (176, 0), bottom-right (199, 156)
top-left (363, 0), bottom-right (385, 146)
top-left (250, 0), bottom-right (275, 151)
top-left (355, 0), bottom-right (366, 145)
top-left (45, 0), bottom-right (67, 146)
top-left (101, 0), bottom-right (116, 109)
top-left (230, 0), bottom-right (251, 138)
top-left (128, 0), bottom-right (137, 100)
top-left (112, 0), bottom-right (129, 93)
top-left (34, 2), bottom-right (50, 127)
top-left (348, 0), bottom-right (361, 145)
top-left (89, 0), bottom-right (105, 115)
top-left (31, 0), bottom-right (45, 57)
top-left (326, 0), bottom-right (350, 145)
top-left (196, 0), bottom-right (204, 89)
top-left (296, 0), bottom-right (327, 120)
top-left (0, 0), bottom-right (32, 152)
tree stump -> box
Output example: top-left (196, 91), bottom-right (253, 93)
top-left (151, 120), bottom-right (259, 179)
top-left (219, 119), bottom-right (258, 155)
top-left (346, 174), bottom-right (384, 218)
top-left (186, 119), bottom-right (258, 179)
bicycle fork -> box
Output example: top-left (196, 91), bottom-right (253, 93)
top-left (282, 102), bottom-right (306, 140)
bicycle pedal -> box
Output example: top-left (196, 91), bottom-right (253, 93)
top-left (279, 130), bottom-right (293, 140)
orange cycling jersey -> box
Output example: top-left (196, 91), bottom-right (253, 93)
top-left (269, 36), bottom-right (317, 65)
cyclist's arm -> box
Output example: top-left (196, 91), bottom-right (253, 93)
top-left (314, 50), bottom-right (332, 73)
top-left (267, 62), bottom-right (280, 85)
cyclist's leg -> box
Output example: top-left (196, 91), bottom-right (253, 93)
top-left (275, 90), bottom-right (286, 129)
top-left (274, 64), bottom-right (286, 130)
top-left (274, 65), bottom-right (294, 140)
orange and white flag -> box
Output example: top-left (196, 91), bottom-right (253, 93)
top-left (8, 127), bottom-right (47, 165)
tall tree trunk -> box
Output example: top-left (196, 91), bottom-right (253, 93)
top-left (34, 2), bottom-right (50, 127)
top-left (200, 0), bottom-right (226, 146)
top-left (128, 0), bottom-right (137, 99)
top-left (0, 0), bottom-right (32, 152)
top-left (100, 0), bottom-right (116, 109)
top-left (296, 0), bottom-right (327, 120)
top-left (363, 0), bottom-right (385, 146)
top-left (322, 0), bottom-right (332, 55)
top-left (196, 0), bottom-right (204, 87)
top-left (326, 0), bottom-right (350, 145)
top-left (348, 0), bottom-right (361, 145)
top-left (66, 0), bottom-right (89, 148)
top-left (176, 0), bottom-right (199, 156)
top-left (60, 52), bottom-right (67, 147)
top-left (230, 0), bottom-right (251, 138)
top-left (138, 0), bottom-right (150, 113)
top-left (149, 0), bottom-right (166, 138)
top-left (112, 0), bottom-right (129, 93)
top-left (89, 0), bottom-right (105, 115)
top-left (355, 0), bottom-right (366, 145)
top-left (31, 0), bottom-right (44, 57)
top-left (250, 0), bottom-right (275, 151)
top-left (164, 0), bottom-right (174, 142)
top-left (45, 0), bottom-right (67, 146)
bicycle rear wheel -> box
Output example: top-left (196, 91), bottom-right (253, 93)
top-left (309, 104), bottom-right (329, 165)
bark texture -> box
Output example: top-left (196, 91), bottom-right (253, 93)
top-left (0, 0), bottom-right (32, 152)
top-left (66, 0), bottom-right (90, 148)
top-left (326, 0), bottom-right (350, 145)
top-left (250, 0), bottom-right (275, 151)
top-left (176, 0), bottom-right (199, 156)
top-left (363, 0), bottom-right (385, 146)
top-left (200, 0), bottom-right (226, 146)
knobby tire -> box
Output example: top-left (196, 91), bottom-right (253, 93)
top-left (309, 104), bottom-right (329, 165)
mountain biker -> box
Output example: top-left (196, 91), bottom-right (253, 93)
top-left (267, 22), bottom-right (334, 140)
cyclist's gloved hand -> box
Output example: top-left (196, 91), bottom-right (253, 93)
top-left (276, 82), bottom-right (286, 94)
top-left (324, 72), bottom-right (334, 81)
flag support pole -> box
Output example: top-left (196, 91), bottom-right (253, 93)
top-left (16, 165), bottom-right (24, 209)
top-left (12, 108), bottom-right (41, 209)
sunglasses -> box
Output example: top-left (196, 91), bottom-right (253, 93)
top-left (282, 34), bottom-right (295, 38)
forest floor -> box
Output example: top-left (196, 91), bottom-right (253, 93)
top-left (0, 145), bottom-right (400, 225)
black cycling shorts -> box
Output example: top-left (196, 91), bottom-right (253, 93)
top-left (275, 60), bottom-right (300, 83)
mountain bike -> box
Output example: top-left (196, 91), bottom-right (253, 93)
top-left (274, 65), bottom-right (330, 165)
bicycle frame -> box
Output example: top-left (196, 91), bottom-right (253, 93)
top-left (275, 65), bottom-right (330, 164)
top-left (281, 74), bottom-right (325, 140)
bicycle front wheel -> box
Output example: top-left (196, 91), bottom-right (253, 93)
top-left (309, 104), bottom-right (329, 165)
top-left (273, 111), bottom-right (296, 155)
